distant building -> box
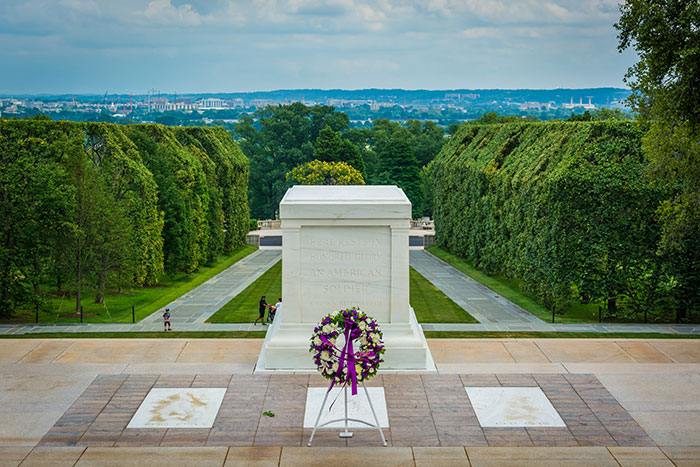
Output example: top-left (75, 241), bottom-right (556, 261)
top-left (562, 97), bottom-right (596, 110)
top-left (327, 99), bottom-right (373, 107)
top-left (250, 99), bottom-right (278, 108)
top-left (197, 98), bottom-right (225, 109)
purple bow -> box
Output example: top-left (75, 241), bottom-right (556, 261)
top-left (320, 318), bottom-right (375, 396)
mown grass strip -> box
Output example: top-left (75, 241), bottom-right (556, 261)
top-left (425, 331), bottom-right (700, 339)
top-left (207, 261), bottom-right (478, 323)
top-left (6, 245), bottom-right (258, 324)
top-left (0, 331), bottom-right (267, 339)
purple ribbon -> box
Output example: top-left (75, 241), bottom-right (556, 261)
top-left (320, 318), bottom-right (375, 396)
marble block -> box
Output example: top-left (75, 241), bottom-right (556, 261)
top-left (127, 388), bottom-right (227, 429)
top-left (303, 386), bottom-right (389, 429)
top-left (258, 185), bottom-right (435, 371)
top-left (465, 387), bottom-right (566, 427)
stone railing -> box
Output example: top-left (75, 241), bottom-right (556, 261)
top-left (410, 219), bottom-right (434, 230)
top-left (257, 218), bottom-right (434, 231)
top-left (257, 219), bottom-right (282, 230)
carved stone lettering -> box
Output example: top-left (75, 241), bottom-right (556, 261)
top-left (300, 226), bottom-right (391, 322)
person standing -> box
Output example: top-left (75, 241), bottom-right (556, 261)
top-left (163, 308), bottom-right (172, 331)
top-left (254, 295), bottom-right (268, 325)
top-left (273, 297), bottom-right (282, 318)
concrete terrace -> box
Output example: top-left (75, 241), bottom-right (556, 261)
top-left (0, 337), bottom-right (698, 465)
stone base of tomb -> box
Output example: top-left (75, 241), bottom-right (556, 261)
top-left (255, 307), bottom-right (435, 372)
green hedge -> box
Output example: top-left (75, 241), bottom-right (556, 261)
top-left (431, 121), bottom-right (665, 314)
top-left (0, 119), bottom-right (249, 317)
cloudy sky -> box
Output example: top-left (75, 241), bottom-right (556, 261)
top-left (0, 0), bottom-right (636, 94)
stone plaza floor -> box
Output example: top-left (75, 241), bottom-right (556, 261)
top-left (0, 338), bottom-right (699, 465)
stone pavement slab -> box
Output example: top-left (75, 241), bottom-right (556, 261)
top-left (0, 447), bottom-right (32, 466)
top-left (661, 446), bottom-right (700, 464)
top-left (74, 446), bottom-right (228, 466)
top-left (19, 446), bottom-right (85, 467)
top-left (280, 447), bottom-right (414, 467)
top-left (0, 341), bottom-right (40, 363)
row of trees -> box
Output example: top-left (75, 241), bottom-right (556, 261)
top-left (234, 103), bottom-right (447, 219)
top-left (431, 121), bottom-right (686, 319)
top-left (430, 0), bottom-right (699, 321)
top-left (0, 119), bottom-right (249, 318)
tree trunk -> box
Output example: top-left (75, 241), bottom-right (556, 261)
top-left (75, 279), bottom-right (81, 314)
top-left (33, 251), bottom-right (41, 295)
top-left (75, 240), bottom-right (82, 314)
top-left (95, 271), bottom-right (105, 304)
top-left (0, 288), bottom-right (10, 317)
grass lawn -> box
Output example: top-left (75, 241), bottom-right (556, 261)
top-left (0, 331), bottom-right (267, 339)
top-left (4, 245), bottom-right (258, 325)
top-left (207, 260), bottom-right (282, 323)
top-left (427, 246), bottom-right (611, 324)
top-left (207, 261), bottom-right (478, 323)
top-left (410, 267), bottom-right (478, 323)
top-left (424, 331), bottom-right (700, 339)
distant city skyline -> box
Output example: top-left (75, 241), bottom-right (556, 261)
top-left (0, 0), bottom-right (637, 94)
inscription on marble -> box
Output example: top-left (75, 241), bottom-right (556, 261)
top-left (300, 226), bottom-right (391, 322)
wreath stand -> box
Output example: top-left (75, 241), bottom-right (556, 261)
top-left (307, 382), bottom-right (387, 446)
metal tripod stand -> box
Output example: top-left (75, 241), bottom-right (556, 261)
top-left (307, 382), bottom-right (387, 446)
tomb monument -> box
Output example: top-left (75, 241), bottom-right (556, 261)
top-left (257, 185), bottom-right (435, 371)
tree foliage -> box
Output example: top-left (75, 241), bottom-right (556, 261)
top-left (234, 105), bottom-right (447, 219)
top-left (0, 119), bottom-right (248, 318)
top-left (431, 121), bottom-right (677, 318)
top-left (287, 160), bottom-right (365, 186)
top-left (235, 104), bottom-right (354, 219)
top-left (615, 0), bottom-right (700, 316)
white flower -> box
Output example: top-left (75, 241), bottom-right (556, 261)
top-left (320, 351), bottom-right (330, 361)
top-left (323, 324), bottom-right (334, 334)
top-left (359, 336), bottom-right (368, 346)
top-left (355, 364), bottom-right (363, 375)
top-left (358, 321), bottom-right (367, 330)
top-left (332, 362), bottom-right (338, 372)
top-left (313, 337), bottom-right (322, 346)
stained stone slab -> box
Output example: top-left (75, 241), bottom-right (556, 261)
top-left (127, 388), bottom-right (226, 429)
top-left (466, 387), bottom-right (566, 427)
top-left (303, 387), bottom-right (389, 429)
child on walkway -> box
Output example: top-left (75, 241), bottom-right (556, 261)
top-left (163, 308), bottom-right (172, 331)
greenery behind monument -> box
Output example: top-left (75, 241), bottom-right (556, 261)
top-left (0, 120), bottom-right (249, 320)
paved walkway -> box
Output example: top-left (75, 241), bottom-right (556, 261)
top-left (141, 249), bottom-right (281, 327)
top-left (410, 250), bottom-right (542, 325)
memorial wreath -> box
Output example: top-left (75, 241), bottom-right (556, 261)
top-left (309, 307), bottom-right (385, 395)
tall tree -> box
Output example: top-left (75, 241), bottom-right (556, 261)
top-left (616, 0), bottom-right (700, 316)
top-left (377, 128), bottom-right (422, 216)
top-left (0, 121), bottom-right (74, 317)
top-left (313, 126), bottom-right (365, 175)
top-left (287, 160), bottom-right (365, 186)
top-left (236, 104), bottom-right (351, 219)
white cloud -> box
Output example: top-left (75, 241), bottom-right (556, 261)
top-left (143, 0), bottom-right (202, 26)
